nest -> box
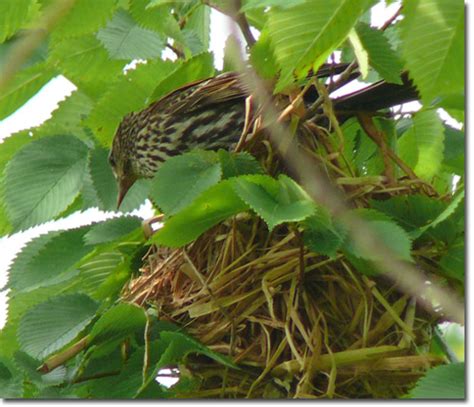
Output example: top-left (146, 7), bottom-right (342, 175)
top-left (121, 110), bottom-right (446, 398)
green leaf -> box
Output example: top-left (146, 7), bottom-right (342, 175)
top-left (217, 150), bottom-right (264, 178)
top-left (130, 0), bottom-right (182, 39)
top-left (0, 0), bottom-right (34, 43)
top-left (371, 194), bottom-right (463, 245)
top-left (49, 35), bottom-right (125, 97)
top-left (233, 175), bottom-right (315, 231)
top-left (412, 190), bottom-right (464, 240)
top-left (97, 9), bottom-right (165, 60)
top-left (84, 216), bottom-right (142, 245)
top-left (348, 28), bottom-right (369, 79)
top-left (398, 109), bottom-right (445, 181)
top-left (303, 209), bottom-right (345, 257)
top-left (84, 146), bottom-right (149, 212)
top-left (355, 22), bottom-right (403, 84)
top-left (0, 62), bottom-right (56, 120)
top-left (400, 0), bottom-right (464, 105)
top-left (18, 294), bottom-right (98, 359)
top-left (150, 52), bottom-right (214, 101)
top-left (268, 0), bottom-right (372, 91)
top-left (87, 58), bottom-right (175, 145)
top-left (249, 28), bottom-right (279, 79)
top-left (443, 125), bottom-right (464, 175)
top-left (185, 4), bottom-right (210, 53)
top-left (0, 360), bottom-right (22, 398)
top-left (77, 342), bottom-right (167, 399)
top-left (240, 0), bottom-right (306, 11)
top-left (152, 180), bottom-right (248, 247)
top-left (30, 90), bottom-right (94, 142)
top-left (4, 135), bottom-right (89, 231)
top-left (409, 362), bottom-right (464, 399)
top-left (150, 150), bottom-right (222, 216)
top-left (345, 217), bottom-right (412, 262)
top-left (88, 303), bottom-right (146, 345)
top-left (76, 250), bottom-right (129, 300)
top-left (7, 226), bottom-right (91, 292)
top-left (439, 238), bottom-right (464, 283)
top-left (158, 330), bottom-right (236, 369)
top-left (47, 0), bottom-right (118, 39)
top-left (139, 330), bottom-right (237, 393)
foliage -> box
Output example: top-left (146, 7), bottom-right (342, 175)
top-left (0, 0), bottom-right (464, 400)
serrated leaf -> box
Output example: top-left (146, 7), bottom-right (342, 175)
top-left (346, 218), bottom-right (412, 262)
top-left (151, 150), bottom-right (222, 216)
top-left (97, 9), bottom-right (165, 60)
top-left (150, 53), bottom-right (214, 101)
top-left (412, 190), bottom-right (464, 240)
top-left (303, 209), bottom-right (345, 257)
top-left (348, 28), bottom-right (369, 79)
top-left (47, 0), bottom-right (118, 39)
top-left (152, 180), bottom-right (248, 247)
top-left (355, 22), bottom-right (404, 84)
top-left (157, 330), bottom-right (236, 369)
top-left (268, 0), bottom-right (372, 91)
top-left (232, 175), bottom-right (315, 231)
top-left (185, 4), bottom-right (210, 52)
top-left (0, 360), bottom-right (22, 398)
top-left (79, 342), bottom-right (167, 399)
top-left (86, 147), bottom-right (152, 212)
top-left (30, 90), bottom-right (93, 142)
top-left (217, 150), bottom-right (264, 178)
top-left (439, 238), bottom-right (464, 283)
top-left (130, 0), bottom-right (180, 37)
top-left (49, 35), bottom-right (125, 97)
top-left (139, 330), bottom-right (237, 394)
top-left (18, 294), bottom-right (98, 359)
top-left (76, 250), bottom-right (127, 300)
top-left (89, 303), bottom-right (146, 345)
top-left (0, 0), bottom-right (33, 43)
top-left (84, 146), bottom-right (116, 210)
top-left (7, 226), bottom-right (91, 292)
top-left (87, 59), bottom-right (175, 145)
top-left (443, 125), bottom-right (464, 175)
top-left (0, 63), bottom-right (56, 120)
top-left (4, 135), bottom-right (89, 231)
top-left (400, 0), bottom-right (464, 105)
top-left (409, 362), bottom-right (464, 399)
top-left (84, 216), bottom-right (142, 245)
top-left (249, 28), bottom-right (279, 79)
top-left (398, 109), bottom-right (445, 181)
top-left (240, 0), bottom-right (306, 11)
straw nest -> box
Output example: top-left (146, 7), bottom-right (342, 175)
top-left (121, 120), bottom-right (446, 399)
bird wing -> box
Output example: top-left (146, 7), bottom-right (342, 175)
top-left (150, 72), bottom-right (248, 116)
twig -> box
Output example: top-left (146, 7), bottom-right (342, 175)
top-left (165, 42), bottom-right (185, 59)
top-left (38, 336), bottom-right (89, 373)
top-left (381, 5), bottom-right (403, 31)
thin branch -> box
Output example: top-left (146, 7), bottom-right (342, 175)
top-left (165, 42), bottom-right (185, 59)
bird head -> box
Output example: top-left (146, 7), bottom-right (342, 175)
top-left (109, 113), bottom-right (139, 209)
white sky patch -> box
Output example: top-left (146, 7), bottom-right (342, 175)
top-left (0, 76), bottom-right (76, 140)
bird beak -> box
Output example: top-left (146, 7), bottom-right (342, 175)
top-left (117, 175), bottom-right (136, 210)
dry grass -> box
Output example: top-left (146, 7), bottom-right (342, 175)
top-left (121, 107), bottom-right (446, 399)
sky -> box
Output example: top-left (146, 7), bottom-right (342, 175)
top-left (0, 1), bottom-right (465, 335)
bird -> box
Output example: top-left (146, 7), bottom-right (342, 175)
top-left (109, 67), bottom-right (418, 208)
